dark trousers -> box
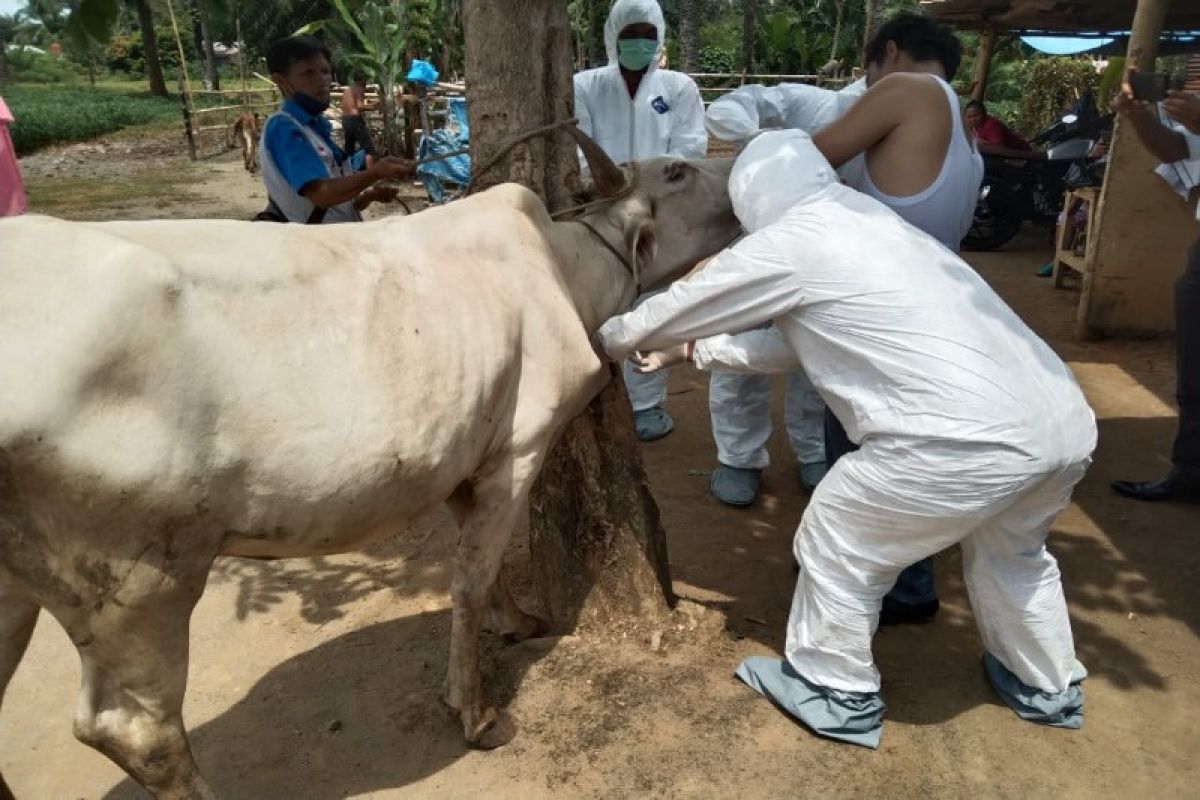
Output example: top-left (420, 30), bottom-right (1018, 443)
top-left (342, 115), bottom-right (377, 160)
top-left (824, 410), bottom-right (938, 606)
top-left (1175, 235), bottom-right (1200, 469)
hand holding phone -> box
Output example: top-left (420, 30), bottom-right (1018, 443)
top-left (1128, 71), bottom-right (1169, 103)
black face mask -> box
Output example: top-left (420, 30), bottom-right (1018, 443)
top-left (292, 91), bottom-right (330, 116)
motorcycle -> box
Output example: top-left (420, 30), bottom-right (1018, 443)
top-left (963, 91), bottom-right (1112, 252)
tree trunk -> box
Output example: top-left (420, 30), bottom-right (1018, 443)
top-left (972, 29), bottom-right (996, 101)
top-left (134, 0), bottom-right (168, 98)
top-left (586, 0), bottom-right (607, 69)
top-left (462, 0), bottom-right (674, 632)
top-left (678, 0), bottom-right (700, 74)
top-left (0, 43), bottom-right (9, 89)
top-left (862, 0), bottom-right (886, 67)
top-left (195, 0), bottom-right (218, 91)
top-left (830, 0), bottom-right (845, 65)
top-left (740, 0), bottom-right (756, 75)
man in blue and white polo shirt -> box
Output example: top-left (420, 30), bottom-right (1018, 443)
top-left (261, 36), bottom-right (414, 225)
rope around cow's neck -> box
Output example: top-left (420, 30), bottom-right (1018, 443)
top-left (576, 217), bottom-right (639, 293)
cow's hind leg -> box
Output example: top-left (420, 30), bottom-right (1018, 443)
top-left (0, 583), bottom-right (39, 800)
top-left (0, 582), bottom-right (39, 708)
top-left (443, 454), bottom-right (542, 749)
top-left (69, 587), bottom-right (214, 800)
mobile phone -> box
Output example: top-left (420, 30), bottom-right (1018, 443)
top-left (1129, 72), bottom-right (1169, 102)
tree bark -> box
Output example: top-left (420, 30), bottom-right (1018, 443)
top-left (194, 0), bottom-right (218, 91)
top-left (862, 0), bottom-right (886, 68)
top-left (587, 0), bottom-right (608, 69)
top-left (830, 0), bottom-right (845, 65)
top-left (462, 0), bottom-right (674, 633)
top-left (678, 0), bottom-right (700, 74)
top-left (134, 0), bottom-right (168, 98)
top-left (740, 0), bottom-right (756, 75)
top-left (972, 29), bottom-right (996, 101)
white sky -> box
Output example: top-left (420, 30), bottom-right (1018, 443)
top-left (0, 0), bottom-right (24, 15)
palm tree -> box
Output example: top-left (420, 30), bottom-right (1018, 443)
top-left (741, 0), bottom-right (756, 74)
top-left (133, 0), bottom-right (169, 97)
top-left (676, 0), bottom-right (699, 73)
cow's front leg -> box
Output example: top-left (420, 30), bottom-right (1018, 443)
top-left (443, 452), bottom-right (540, 749)
top-left (61, 546), bottom-right (216, 799)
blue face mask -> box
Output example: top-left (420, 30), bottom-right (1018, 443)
top-left (617, 38), bottom-right (658, 71)
top-left (292, 91), bottom-right (330, 116)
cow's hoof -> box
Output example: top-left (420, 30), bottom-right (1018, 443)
top-left (468, 707), bottom-right (516, 750)
top-left (502, 613), bottom-right (551, 643)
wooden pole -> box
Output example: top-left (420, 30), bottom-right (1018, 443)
top-left (972, 29), bottom-right (996, 101)
top-left (165, 0), bottom-right (197, 159)
top-left (1077, 0), bottom-right (1174, 340)
top-left (236, 16), bottom-right (249, 111)
top-left (1126, 0), bottom-right (1170, 71)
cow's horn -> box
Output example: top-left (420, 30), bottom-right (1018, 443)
top-left (566, 125), bottom-right (628, 197)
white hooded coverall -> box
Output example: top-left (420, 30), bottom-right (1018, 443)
top-left (703, 80), bottom-right (867, 470)
top-left (598, 131), bottom-right (1096, 748)
top-left (574, 0), bottom-right (706, 414)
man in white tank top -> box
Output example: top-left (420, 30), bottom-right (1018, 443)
top-left (810, 13), bottom-right (984, 626)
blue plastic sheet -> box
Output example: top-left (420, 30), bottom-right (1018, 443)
top-left (416, 97), bottom-right (471, 204)
top-left (406, 59), bottom-right (439, 87)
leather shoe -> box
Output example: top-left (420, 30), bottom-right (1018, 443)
top-left (879, 596), bottom-right (940, 626)
top-left (1111, 467), bottom-right (1200, 504)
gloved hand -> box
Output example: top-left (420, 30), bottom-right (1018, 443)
top-left (630, 344), bottom-right (690, 374)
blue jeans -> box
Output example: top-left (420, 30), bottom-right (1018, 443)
top-left (823, 410), bottom-right (938, 606)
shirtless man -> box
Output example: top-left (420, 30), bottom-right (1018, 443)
top-left (341, 72), bottom-right (378, 164)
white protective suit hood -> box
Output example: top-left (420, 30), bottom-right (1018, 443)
top-left (728, 130), bottom-right (839, 232)
top-left (604, 0), bottom-right (667, 70)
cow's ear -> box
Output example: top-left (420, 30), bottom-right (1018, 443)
top-left (623, 203), bottom-right (657, 289)
top-left (663, 160), bottom-right (696, 185)
top-left (607, 194), bottom-right (656, 289)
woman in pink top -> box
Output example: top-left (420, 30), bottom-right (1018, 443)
top-left (0, 95), bottom-right (28, 217)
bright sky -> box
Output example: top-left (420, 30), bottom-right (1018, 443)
top-left (0, 0), bottom-right (24, 15)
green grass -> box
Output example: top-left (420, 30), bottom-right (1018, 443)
top-left (5, 83), bottom-right (185, 155)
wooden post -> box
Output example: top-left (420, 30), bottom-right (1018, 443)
top-left (165, 0), bottom-right (198, 160)
top-left (972, 29), bottom-right (996, 101)
top-left (1125, 0), bottom-right (1170, 72)
top-left (1076, 0), bottom-right (1194, 340)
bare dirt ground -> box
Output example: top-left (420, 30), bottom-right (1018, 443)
top-left (3, 136), bottom-right (1199, 799)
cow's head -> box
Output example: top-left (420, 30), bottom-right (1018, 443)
top-left (567, 127), bottom-right (740, 295)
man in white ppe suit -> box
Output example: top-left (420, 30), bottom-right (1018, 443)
top-left (703, 13), bottom-right (983, 626)
top-left (575, 0), bottom-right (706, 442)
top-left (599, 130), bottom-right (1095, 749)
top-left (701, 79), bottom-right (867, 508)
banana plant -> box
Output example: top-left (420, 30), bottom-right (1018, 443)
top-left (298, 0), bottom-right (410, 156)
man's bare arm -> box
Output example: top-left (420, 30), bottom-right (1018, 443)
top-left (811, 73), bottom-right (915, 168)
top-left (301, 156), bottom-right (414, 209)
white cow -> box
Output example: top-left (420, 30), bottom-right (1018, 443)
top-left (0, 132), bottom-right (740, 799)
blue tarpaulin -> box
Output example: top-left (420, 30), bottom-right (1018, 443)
top-left (417, 97), bottom-right (470, 204)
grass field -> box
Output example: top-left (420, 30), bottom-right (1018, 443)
top-left (5, 83), bottom-right (183, 155)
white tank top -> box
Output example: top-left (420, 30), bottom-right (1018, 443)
top-left (859, 75), bottom-right (983, 252)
